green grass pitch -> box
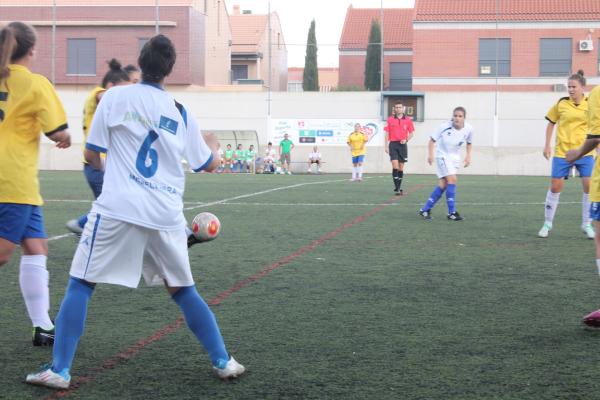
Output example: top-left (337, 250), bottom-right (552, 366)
top-left (2, 171), bottom-right (600, 399)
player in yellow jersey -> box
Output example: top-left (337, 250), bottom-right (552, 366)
top-left (566, 84), bottom-right (600, 326)
top-left (0, 22), bottom-right (71, 345)
top-left (347, 123), bottom-right (368, 181)
top-left (539, 70), bottom-right (595, 239)
top-left (65, 59), bottom-right (131, 234)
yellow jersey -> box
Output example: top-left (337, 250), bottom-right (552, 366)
top-left (546, 96), bottom-right (591, 158)
top-left (0, 64), bottom-right (68, 205)
top-left (347, 131), bottom-right (367, 157)
top-left (82, 86), bottom-right (106, 163)
top-left (587, 86), bottom-right (600, 201)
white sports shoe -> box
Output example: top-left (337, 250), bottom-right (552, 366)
top-left (538, 222), bottom-right (551, 238)
top-left (26, 365), bottom-right (71, 389)
top-left (582, 223), bottom-right (596, 239)
top-left (65, 219), bottom-right (83, 235)
top-left (213, 356), bottom-right (245, 380)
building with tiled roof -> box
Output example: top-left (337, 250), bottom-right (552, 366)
top-left (338, 5), bottom-right (414, 90)
top-left (413, 0), bottom-right (600, 91)
top-left (0, 0), bottom-right (232, 86)
top-left (229, 5), bottom-right (287, 91)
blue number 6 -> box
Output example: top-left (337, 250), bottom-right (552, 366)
top-left (136, 130), bottom-right (159, 178)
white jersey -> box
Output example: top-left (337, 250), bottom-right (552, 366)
top-left (308, 151), bottom-right (321, 161)
top-left (86, 83), bottom-right (213, 230)
top-left (430, 121), bottom-right (473, 160)
top-left (265, 147), bottom-right (277, 161)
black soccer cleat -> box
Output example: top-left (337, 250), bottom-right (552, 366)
top-left (447, 211), bottom-right (464, 221)
top-left (32, 326), bottom-right (55, 347)
top-left (187, 233), bottom-right (201, 248)
top-left (418, 209), bottom-right (432, 220)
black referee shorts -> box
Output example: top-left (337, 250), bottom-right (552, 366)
top-left (389, 141), bottom-right (408, 163)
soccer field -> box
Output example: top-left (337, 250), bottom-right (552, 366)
top-left (2, 171), bottom-right (600, 400)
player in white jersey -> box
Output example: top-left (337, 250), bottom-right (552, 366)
top-left (419, 106), bottom-right (473, 221)
top-left (26, 35), bottom-right (245, 390)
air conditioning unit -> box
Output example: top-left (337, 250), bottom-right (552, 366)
top-left (579, 39), bottom-right (593, 51)
top-left (553, 83), bottom-right (567, 92)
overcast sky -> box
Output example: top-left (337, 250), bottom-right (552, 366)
top-left (229, 0), bottom-right (415, 68)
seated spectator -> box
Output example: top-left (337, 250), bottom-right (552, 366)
top-left (307, 146), bottom-right (322, 173)
top-left (263, 142), bottom-right (277, 173)
top-left (233, 143), bottom-right (244, 173)
top-left (245, 144), bottom-right (256, 173)
top-left (216, 142), bottom-right (225, 173)
top-left (223, 144), bottom-right (233, 173)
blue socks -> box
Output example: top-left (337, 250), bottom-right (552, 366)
top-left (52, 277), bottom-right (95, 374)
top-left (172, 286), bottom-right (229, 368)
top-left (423, 186), bottom-right (445, 211)
top-left (446, 184), bottom-right (456, 214)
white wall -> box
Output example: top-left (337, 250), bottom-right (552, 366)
top-left (45, 87), bottom-right (560, 175)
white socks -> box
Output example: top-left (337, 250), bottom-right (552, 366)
top-left (583, 193), bottom-right (591, 226)
top-left (596, 259), bottom-right (600, 276)
top-left (357, 166), bottom-right (363, 179)
top-left (19, 255), bottom-right (53, 329)
top-left (544, 190), bottom-right (560, 225)
top-left (351, 167), bottom-right (357, 180)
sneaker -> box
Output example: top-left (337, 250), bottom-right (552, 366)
top-left (65, 219), bottom-right (83, 235)
top-left (447, 212), bottom-right (464, 221)
top-left (582, 223), bottom-right (596, 239)
top-left (213, 356), bottom-right (245, 380)
top-left (32, 326), bottom-right (55, 347)
top-left (418, 209), bottom-right (432, 220)
top-left (583, 309), bottom-right (600, 327)
top-left (395, 189), bottom-right (403, 196)
top-left (286, 171), bottom-right (292, 175)
top-left (538, 222), bottom-right (552, 238)
top-left (25, 364), bottom-right (71, 389)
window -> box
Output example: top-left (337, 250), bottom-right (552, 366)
top-left (232, 65), bottom-right (248, 81)
top-left (540, 38), bottom-right (572, 76)
top-left (138, 38), bottom-right (149, 53)
top-left (479, 38), bottom-right (511, 76)
top-left (67, 39), bottom-right (96, 75)
top-left (389, 62), bottom-right (412, 91)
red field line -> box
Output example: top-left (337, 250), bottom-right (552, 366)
top-left (43, 185), bottom-right (423, 399)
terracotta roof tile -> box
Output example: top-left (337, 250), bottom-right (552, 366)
top-left (230, 14), bottom-right (268, 54)
top-left (339, 6), bottom-right (414, 50)
top-left (414, 0), bottom-right (600, 22)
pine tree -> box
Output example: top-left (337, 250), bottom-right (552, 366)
top-left (302, 19), bottom-right (319, 91)
top-left (364, 19), bottom-right (382, 91)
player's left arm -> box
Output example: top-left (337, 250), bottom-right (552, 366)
top-left (464, 143), bottom-right (473, 167)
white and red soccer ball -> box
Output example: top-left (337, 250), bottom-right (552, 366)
top-left (191, 212), bottom-right (221, 242)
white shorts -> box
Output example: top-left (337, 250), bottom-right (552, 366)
top-left (435, 157), bottom-right (460, 178)
top-left (70, 213), bottom-right (194, 288)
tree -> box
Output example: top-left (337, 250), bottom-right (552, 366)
top-left (364, 19), bottom-right (382, 91)
top-left (302, 19), bottom-right (319, 91)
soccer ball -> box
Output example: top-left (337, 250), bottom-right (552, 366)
top-left (191, 212), bottom-right (221, 242)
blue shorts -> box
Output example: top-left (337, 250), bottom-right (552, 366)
top-left (551, 156), bottom-right (594, 179)
top-left (591, 202), bottom-right (600, 222)
top-left (0, 203), bottom-right (47, 244)
top-left (352, 155), bottom-right (365, 164)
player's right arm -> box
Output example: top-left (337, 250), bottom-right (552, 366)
top-left (427, 138), bottom-right (435, 165)
top-left (566, 136), bottom-right (600, 163)
top-left (543, 122), bottom-right (555, 160)
top-left (84, 148), bottom-right (104, 171)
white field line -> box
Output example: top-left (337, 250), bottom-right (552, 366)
top-left (184, 201), bottom-right (582, 207)
top-left (46, 177), bottom-right (371, 241)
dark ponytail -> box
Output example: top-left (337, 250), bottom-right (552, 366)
top-left (100, 58), bottom-right (130, 88)
top-left (569, 69), bottom-right (586, 87)
top-left (0, 22), bottom-right (36, 82)
top-left (138, 34), bottom-right (176, 83)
